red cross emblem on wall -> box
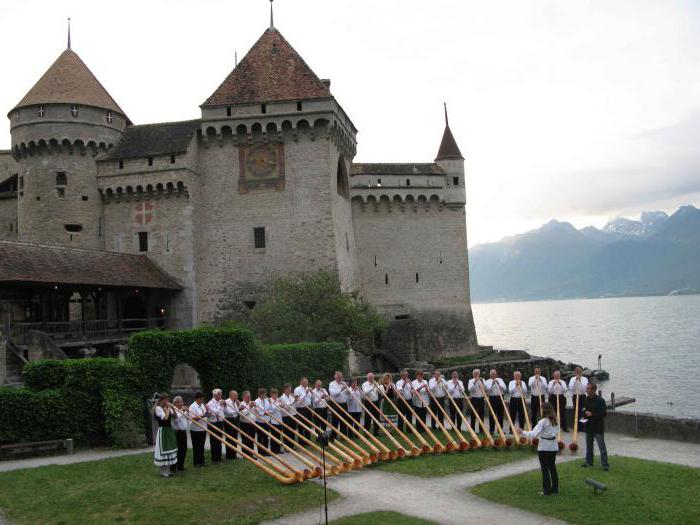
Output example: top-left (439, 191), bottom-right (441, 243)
top-left (134, 202), bottom-right (155, 226)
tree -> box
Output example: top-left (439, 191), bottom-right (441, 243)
top-left (249, 270), bottom-right (386, 351)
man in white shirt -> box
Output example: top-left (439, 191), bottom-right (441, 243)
top-left (428, 371), bottom-right (447, 430)
top-left (411, 371), bottom-right (430, 428)
top-left (361, 373), bottom-right (381, 436)
top-left (224, 390), bottom-right (239, 460)
top-left (206, 388), bottom-right (226, 464)
top-left (568, 366), bottom-right (589, 421)
top-left (328, 371), bottom-right (350, 438)
top-left (293, 377), bottom-right (313, 440)
top-left (188, 392), bottom-right (207, 467)
top-left (446, 370), bottom-right (465, 430)
top-left (171, 395), bottom-right (189, 472)
top-left (548, 370), bottom-right (569, 431)
top-left (347, 378), bottom-right (363, 430)
top-left (508, 371), bottom-right (528, 430)
top-left (238, 391), bottom-right (256, 452)
top-left (484, 369), bottom-right (506, 434)
top-left (529, 367), bottom-right (548, 423)
top-left (395, 370), bottom-right (414, 432)
top-left (467, 369), bottom-right (486, 433)
top-left (254, 388), bottom-right (272, 456)
top-left (279, 383), bottom-right (298, 448)
top-left (311, 380), bottom-right (330, 431)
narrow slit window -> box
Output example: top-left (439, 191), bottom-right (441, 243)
top-left (416, 273), bottom-right (419, 283)
top-left (170, 155), bottom-right (176, 164)
top-left (297, 101), bottom-right (303, 111)
top-left (71, 105), bottom-right (79, 117)
top-left (38, 106), bottom-right (45, 117)
top-left (374, 255), bottom-right (377, 267)
top-left (453, 176), bottom-right (459, 186)
top-left (406, 179), bottom-right (411, 187)
top-left (138, 231), bottom-right (149, 252)
top-left (148, 157), bottom-right (154, 166)
top-left (261, 103), bottom-right (267, 114)
top-left (254, 227), bottom-right (266, 249)
top-left (226, 106), bottom-right (232, 117)
top-left (106, 111), bottom-right (114, 124)
top-left (384, 274), bottom-right (388, 285)
top-left (345, 232), bottom-right (349, 252)
top-left (118, 160), bottom-right (124, 169)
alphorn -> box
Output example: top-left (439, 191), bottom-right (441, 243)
top-left (517, 384), bottom-right (533, 445)
top-left (495, 382), bottom-right (522, 447)
top-left (420, 382), bottom-right (461, 451)
top-left (433, 379), bottom-right (472, 450)
top-left (461, 384), bottom-right (495, 447)
top-left (376, 386), bottom-right (429, 455)
top-left (323, 400), bottom-right (392, 460)
top-left (553, 385), bottom-right (565, 451)
top-left (360, 385), bottom-right (409, 457)
top-left (440, 380), bottom-right (482, 448)
top-left (406, 383), bottom-right (447, 453)
top-left (330, 397), bottom-right (396, 458)
top-left (478, 380), bottom-right (509, 448)
top-left (569, 379), bottom-right (581, 453)
top-left (173, 406), bottom-right (303, 484)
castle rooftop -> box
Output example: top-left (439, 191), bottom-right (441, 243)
top-left (10, 48), bottom-right (127, 118)
top-left (99, 120), bottom-right (200, 161)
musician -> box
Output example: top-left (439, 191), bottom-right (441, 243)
top-left (508, 371), bottom-right (528, 430)
top-left (268, 389), bottom-right (283, 454)
top-left (379, 373), bottom-right (396, 405)
top-left (279, 383), bottom-right (298, 448)
top-left (206, 388), bottom-right (226, 464)
top-left (328, 371), bottom-right (350, 438)
top-left (171, 395), bottom-right (188, 472)
top-left (153, 393), bottom-right (177, 477)
top-left (188, 392), bottom-right (207, 468)
top-left (517, 402), bottom-right (560, 496)
top-left (395, 370), bottom-right (414, 432)
top-left (581, 383), bottom-right (609, 471)
top-left (293, 377), bottom-right (313, 440)
top-left (361, 373), bottom-right (381, 436)
top-left (428, 371), bottom-right (447, 430)
top-left (467, 369), bottom-right (486, 433)
top-left (254, 388), bottom-right (272, 456)
top-left (238, 391), bottom-right (256, 454)
top-left (548, 370), bottom-right (569, 432)
top-left (411, 371), bottom-right (430, 428)
top-left (484, 369), bottom-right (506, 434)
top-left (528, 367), bottom-right (548, 423)
top-left (568, 367), bottom-right (589, 420)
top-left (223, 390), bottom-right (239, 461)
top-left (311, 380), bottom-right (330, 431)
top-left (347, 378), bottom-right (363, 429)
top-left (446, 371), bottom-right (465, 430)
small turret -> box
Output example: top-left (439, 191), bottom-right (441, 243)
top-left (434, 104), bottom-right (465, 206)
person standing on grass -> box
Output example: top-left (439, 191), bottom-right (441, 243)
top-left (347, 378), bottom-right (364, 430)
top-left (206, 389), bottom-right (226, 464)
top-left (188, 392), bottom-right (207, 468)
top-left (548, 370), bottom-right (569, 432)
top-left (518, 402), bottom-right (560, 496)
top-left (569, 367), bottom-right (589, 421)
top-left (467, 369), bottom-right (486, 433)
top-left (581, 383), bottom-right (610, 471)
top-left (153, 393), bottom-right (178, 477)
top-left (171, 396), bottom-right (189, 473)
top-left (224, 390), bottom-right (240, 461)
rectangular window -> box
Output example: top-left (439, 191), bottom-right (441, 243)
top-left (345, 232), bottom-right (349, 252)
top-left (385, 274), bottom-right (389, 285)
top-left (138, 231), bottom-right (149, 252)
top-left (55, 172), bottom-right (67, 186)
top-left (106, 111), bottom-right (114, 124)
top-left (415, 272), bottom-right (420, 283)
top-left (406, 179), bottom-right (411, 186)
top-left (118, 160), bottom-right (124, 169)
top-left (148, 157), bottom-right (154, 166)
top-left (170, 155), bottom-right (176, 164)
top-left (253, 227), bottom-right (266, 249)
top-left (296, 101), bottom-right (303, 111)
top-left (82, 195), bottom-right (88, 201)
top-left (71, 105), bottom-right (79, 117)
top-left (453, 176), bottom-right (459, 186)
top-left (38, 105), bottom-right (45, 117)
top-left (261, 103), bottom-right (267, 114)
top-left (226, 106), bottom-right (232, 117)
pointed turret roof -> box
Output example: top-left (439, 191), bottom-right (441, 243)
top-left (11, 48), bottom-right (127, 116)
top-left (435, 104), bottom-right (464, 161)
top-left (202, 28), bottom-right (331, 107)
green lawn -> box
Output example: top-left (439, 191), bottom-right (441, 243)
top-left (331, 511), bottom-right (437, 524)
top-left (0, 452), bottom-right (338, 525)
top-left (471, 456), bottom-right (700, 525)
top-left (431, 349), bottom-right (529, 367)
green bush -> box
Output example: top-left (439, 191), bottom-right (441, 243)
top-left (261, 343), bottom-right (347, 386)
top-left (23, 360), bottom-right (67, 390)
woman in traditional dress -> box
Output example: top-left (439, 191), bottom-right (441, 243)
top-left (153, 393), bottom-right (178, 477)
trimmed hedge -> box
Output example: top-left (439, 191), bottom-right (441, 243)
top-left (262, 343), bottom-right (347, 386)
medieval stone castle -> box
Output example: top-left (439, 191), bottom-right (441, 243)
top-left (0, 17), bottom-right (478, 370)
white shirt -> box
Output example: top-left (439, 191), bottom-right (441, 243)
top-left (484, 378), bottom-right (506, 397)
top-left (294, 385), bottom-right (313, 407)
top-left (188, 402), bottom-right (207, 432)
top-left (155, 405), bottom-right (170, 423)
top-left (238, 401), bottom-right (254, 423)
top-left (312, 388), bottom-right (329, 409)
top-left (548, 379), bottom-right (568, 396)
top-left (347, 387), bottom-right (363, 413)
top-left (568, 376), bottom-right (589, 396)
top-left (224, 398), bottom-right (239, 418)
top-left (280, 393), bottom-right (297, 416)
top-left (206, 398), bottom-right (225, 423)
top-left (171, 409), bottom-right (188, 431)
top-left (254, 398), bottom-right (271, 424)
top-left (528, 376), bottom-right (548, 397)
top-left (361, 381), bottom-right (380, 402)
top-left (329, 380), bottom-right (350, 404)
top-left (522, 417), bottom-right (560, 452)
top-left (467, 378), bottom-right (485, 398)
top-left (429, 377), bottom-right (447, 397)
top-left (508, 380), bottom-right (528, 398)
top-left (395, 378), bottom-right (413, 400)
top-left (411, 379), bottom-right (430, 407)
top-left (268, 398), bottom-right (283, 424)
top-left (446, 378), bottom-right (464, 399)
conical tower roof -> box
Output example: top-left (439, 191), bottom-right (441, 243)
top-left (435, 104), bottom-right (464, 161)
top-left (202, 28), bottom-right (331, 107)
top-left (11, 48), bottom-right (127, 116)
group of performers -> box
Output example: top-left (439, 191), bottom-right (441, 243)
top-left (152, 366), bottom-right (594, 479)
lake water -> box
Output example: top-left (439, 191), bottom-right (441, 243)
top-left (471, 295), bottom-right (700, 419)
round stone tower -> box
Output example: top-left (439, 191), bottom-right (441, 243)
top-left (8, 46), bottom-right (128, 249)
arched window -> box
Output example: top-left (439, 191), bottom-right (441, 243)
top-left (336, 157), bottom-right (349, 199)
top-left (55, 172), bottom-right (67, 186)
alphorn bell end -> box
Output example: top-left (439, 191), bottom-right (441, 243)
top-left (557, 441), bottom-right (566, 452)
top-left (421, 444), bottom-right (432, 454)
top-left (504, 438), bottom-right (514, 448)
top-left (302, 469), bottom-right (313, 479)
top-left (531, 438), bottom-right (540, 447)
top-left (470, 438), bottom-right (481, 449)
top-left (370, 453), bottom-right (379, 463)
top-left (293, 471), bottom-right (305, 482)
top-left (458, 441), bottom-right (470, 451)
top-left (353, 459), bottom-right (363, 468)
top-left (388, 451), bottom-right (398, 461)
top-left (481, 437), bottom-right (492, 448)
top-left (411, 446), bottom-right (422, 457)
top-left (379, 451), bottom-right (390, 461)
top-left (568, 442), bottom-right (579, 453)
top-left (494, 438), bottom-right (505, 449)
top-left (432, 443), bottom-right (444, 454)
top-left (397, 448), bottom-right (406, 458)
top-left (518, 436), bottom-right (529, 446)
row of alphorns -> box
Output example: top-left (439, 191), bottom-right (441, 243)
top-left (166, 371), bottom-right (583, 485)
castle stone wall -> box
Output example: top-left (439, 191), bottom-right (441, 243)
top-left (0, 196), bottom-right (17, 241)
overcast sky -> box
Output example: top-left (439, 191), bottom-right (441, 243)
top-left (1, 0), bottom-right (699, 245)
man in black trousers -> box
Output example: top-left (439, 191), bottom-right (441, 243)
top-left (581, 383), bottom-right (609, 471)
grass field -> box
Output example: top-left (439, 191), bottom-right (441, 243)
top-left (331, 511), bottom-right (437, 524)
top-left (0, 452), bottom-right (337, 525)
top-left (471, 456), bottom-right (700, 525)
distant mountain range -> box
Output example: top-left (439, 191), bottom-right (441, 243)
top-left (469, 205), bottom-right (700, 302)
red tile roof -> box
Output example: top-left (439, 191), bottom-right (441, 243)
top-left (435, 125), bottom-right (464, 161)
top-left (202, 28), bottom-right (331, 107)
top-left (11, 49), bottom-right (127, 117)
top-left (0, 241), bottom-right (181, 290)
